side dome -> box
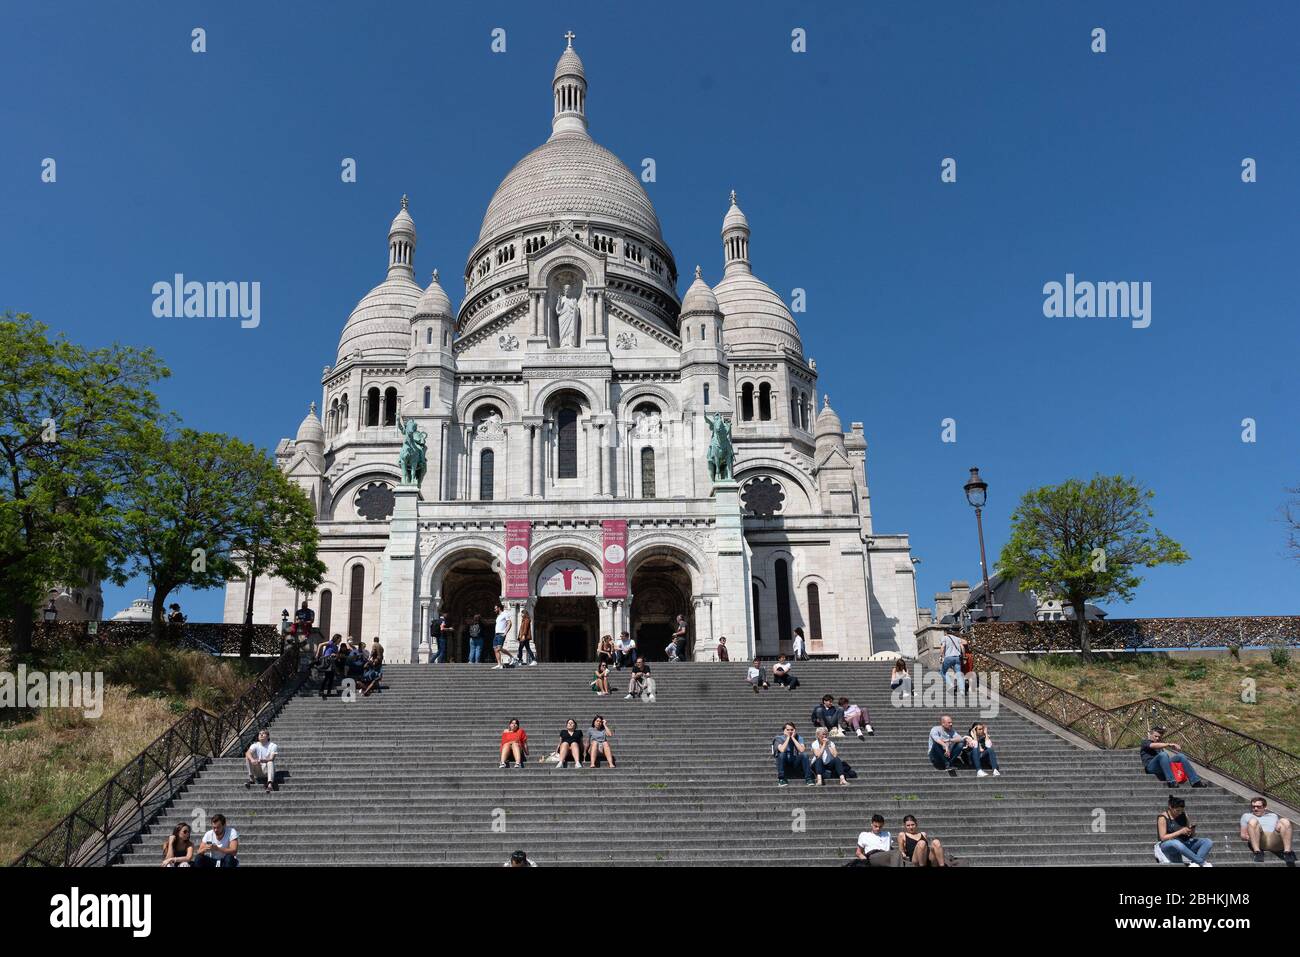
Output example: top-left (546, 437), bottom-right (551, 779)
top-left (815, 395), bottom-right (843, 440)
top-left (414, 269), bottom-right (452, 318)
top-left (714, 273), bottom-right (802, 356)
top-left (477, 136), bottom-right (664, 245)
top-left (296, 402), bottom-right (325, 446)
top-left (336, 275), bottom-right (423, 364)
top-left (681, 266), bottom-right (718, 315)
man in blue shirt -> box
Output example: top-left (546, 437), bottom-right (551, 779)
top-left (773, 722), bottom-right (815, 787)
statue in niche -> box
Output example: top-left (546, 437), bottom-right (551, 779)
top-left (551, 273), bottom-right (583, 347)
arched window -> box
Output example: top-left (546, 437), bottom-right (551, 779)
top-left (640, 446), bottom-right (656, 499)
top-left (741, 383), bottom-right (754, 421)
top-left (801, 394), bottom-right (810, 430)
top-left (443, 329), bottom-right (449, 347)
top-left (703, 383), bottom-right (710, 406)
top-left (383, 388), bottom-right (398, 426)
top-left (807, 583), bottom-right (822, 641)
top-left (479, 448), bottom-right (495, 500)
top-left (347, 564), bottom-right (365, 642)
top-left (774, 559), bottom-right (792, 647)
top-left (318, 589), bottom-right (332, 640)
top-left (759, 382), bottom-right (772, 421)
top-left (557, 407), bottom-right (578, 479)
top-left (752, 581), bottom-right (763, 646)
top-left (328, 399), bottom-right (338, 436)
top-left (340, 394), bottom-right (349, 431)
top-left (423, 386), bottom-right (431, 409)
top-left (790, 393), bottom-right (799, 425)
top-left (365, 387), bottom-right (380, 427)
top-left (426, 327), bottom-right (432, 345)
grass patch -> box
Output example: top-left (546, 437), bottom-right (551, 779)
top-left (1, 644), bottom-right (260, 864)
top-left (1017, 653), bottom-right (1299, 754)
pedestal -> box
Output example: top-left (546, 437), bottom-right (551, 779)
top-left (379, 486), bottom-right (420, 663)
top-left (705, 481), bottom-right (754, 660)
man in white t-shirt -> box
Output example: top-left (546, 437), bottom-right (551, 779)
top-left (245, 729), bottom-right (278, 793)
top-left (194, 814), bottom-right (239, 868)
top-left (614, 631), bottom-right (637, 669)
top-left (1240, 796), bottom-right (1295, 864)
top-left (855, 814), bottom-right (902, 867)
top-left (491, 602), bottom-right (512, 669)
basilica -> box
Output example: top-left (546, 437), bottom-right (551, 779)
top-left (223, 37), bottom-right (919, 663)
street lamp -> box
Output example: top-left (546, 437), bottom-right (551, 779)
top-left (43, 601), bottom-right (58, 623)
top-left (963, 467), bottom-right (996, 623)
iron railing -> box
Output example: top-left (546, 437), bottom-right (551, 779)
top-left (974, 649), bottom-right (1300, 808)
top-left (0, 619), bottom-right (285, 657)
top-left (10, 641), bottom-right (307, 867)
top-left (971, 616), bottom-right (1300, 653)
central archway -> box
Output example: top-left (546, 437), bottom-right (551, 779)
top-left (533, 556), bottom-right (599, 662)
top-left (629, 556), bottom-right (693, 661)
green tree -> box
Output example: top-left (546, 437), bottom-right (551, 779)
top-left (997, 475), bottom-right (1188, 656)
top-left (232, 467), bottom-right (326, 659)
top-left (114, 429), bottom-right (323, 642)
top-left (0, 313), bottom-right (169, 657)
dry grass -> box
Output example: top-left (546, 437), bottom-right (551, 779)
top-left (1016, 653), bottom-right (1300, 755)
top-left (0, 645), bottom-right (260, 864)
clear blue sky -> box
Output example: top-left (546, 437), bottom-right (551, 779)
top-left (3, 1), bottom-right (1297, 623)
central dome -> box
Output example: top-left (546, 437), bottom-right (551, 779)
top-left (477, 135), bottom-right (663, 245)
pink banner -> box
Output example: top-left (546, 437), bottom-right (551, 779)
top-left (602, 520), bottom-right (628, 598)
top-left (505, 521), bottom-right (531, 598)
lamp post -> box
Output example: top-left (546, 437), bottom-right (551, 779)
top-left (963, 467), bottom-right (995, 623)
top-left (43, 600), bottom-right (58, 624)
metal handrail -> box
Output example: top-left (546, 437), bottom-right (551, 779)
top-left (10, 642), bottom-right (307, 867)
top-left (974, 649), bottom-right (1300, 807)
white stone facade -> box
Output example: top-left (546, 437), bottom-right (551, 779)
top-left (223, 38), bottom-right (918, 663)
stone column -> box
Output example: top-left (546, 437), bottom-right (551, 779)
top-left (709, 481), bottom-right (753, 660)
top-left (417, 598), bottom-right (431, 664)
top-left (379, 486), bottom-right (420, 663)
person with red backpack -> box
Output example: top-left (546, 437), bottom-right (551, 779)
top-left (1140, 726), bottom-right (1208, 789)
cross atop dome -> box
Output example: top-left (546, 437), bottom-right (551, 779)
top-left (552, 32), bottom-right (589, 139)
top-left (730, 189), bottom-right (737, 205)
top-left (400, 194), bottom-right (409, 210)
top-left (564, 30), bottom-right (576, 47)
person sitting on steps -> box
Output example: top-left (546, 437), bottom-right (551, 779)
top-left (160, 823), bottom-right (194, 867)
top-left (747, 658), bottom-right (770, 693)
top-left (625, 657), bottom-right (652, 699)
top-left (966, 721), bottom-right (1000, 777)
top-left (591, 659), bottom-right (611, 696)
top-left (499, 718), bottom-right (528, 769)
top-left (771, 654), bottom-right (799, 690)
top-left (1158, 795), bottom-right (1213, 866)
top-left (555, 718), bottom-right (584, 769)
top-left (360, 645), bottom-right (384, 696)
top-left (587, 716), bottom-right (616, 768)
top-left (773, 722), bottom-right (815, 787)
top-left (193, 814), bottom-right (239, 868)
top-left (899, 814), bottom-right (947, 867)
top-left (890, 658), bottom-right (913, 698)
top-left (853, 815), bottom-right (902, 867)
top-left (1240, 796), bottom-right (1296, 865)
top-left (1140, 726), bottom-right (1207, 789)
top-left (928, 714), bottom-right (970, 776)
top-left (812, 726), bottom-right (849, 786)
top-left (810, 695), bottom-right (844, 735)
top-left (614, 630), bottom-right (636, 669)
top-left (839, 697), bottom-right (874, 738)
top-left (244, 728), bottom-right (278, 792)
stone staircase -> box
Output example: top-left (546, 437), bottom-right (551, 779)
top-left (117, 661), bottom-right (1275, 866)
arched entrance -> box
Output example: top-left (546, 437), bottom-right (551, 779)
top-left (629, 556), bottom-right (693, 661)
top-left (533, 556), bottom-right (599, 662)
top-left (439, 553), bottom-right (502, 662)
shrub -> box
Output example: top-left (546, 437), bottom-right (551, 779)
top-left (1270, 647), bottom-right (1291, 669)
top-left (1184, 664), bottom-right (1207, 681)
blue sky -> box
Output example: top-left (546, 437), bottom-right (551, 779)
top-left (3, 1), bottom-right (1297, 623)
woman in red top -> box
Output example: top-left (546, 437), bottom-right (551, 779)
top-left (499, 718), bottom-right (528, 769)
